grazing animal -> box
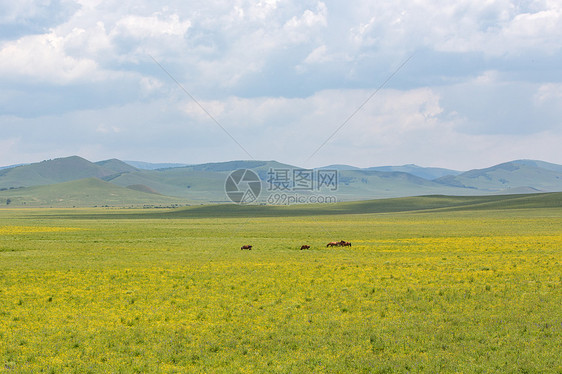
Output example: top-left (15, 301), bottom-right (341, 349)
top-left (241, 245), bottom-right (252, 250)
top-left (327, 240), bottom-right (351, 247)
top-left (300, 245), bottom-right (310, 250)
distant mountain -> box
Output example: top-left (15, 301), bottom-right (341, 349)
top-left (126, 160), bottom-right (299, 172)
top-left (320, 164), bottom-right (362, 171)
top-left (0, 156), bottom-right (119, 189)
top-left (183, 160), bottom-right (298, 173)
top-left (1, 156), bottom-right (561, 206)
top-left (365, 164), bottom-right (462, 180)
top-left (318, 164), bottom-right (461, 179)
top-left (0, 163), bottom-right (28, 171)
top-left (105, 160), bottom-right (300, 202)
top-left (331, 169), bottom-right (477, 200)
top-left (124, 161), bottom-right (191, 170)
top-left (104, 167), bottom-right (229, 201)
top-left (435, 160), bottom-right (562, 192)
top-left (495, 186), bottom-right (543, 195)
top-left (0, 178), bottom-right (190, 207)
top-left (509, 159), bottom-right (562, 173)
top-left (95, 159), bottom-right (138, 174)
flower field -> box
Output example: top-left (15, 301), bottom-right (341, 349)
top-left (1, 207), bottom-right (561, 373)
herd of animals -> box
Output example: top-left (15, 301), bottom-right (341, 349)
top-left (240, 240), bottom-right (351, 251)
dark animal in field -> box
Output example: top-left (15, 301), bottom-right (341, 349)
top-left (300, 245), bottom-right (310, 250)
top-left (241, 245), bottom-right (252, 250)
top-left (327, 240), bottom-right (350, 247)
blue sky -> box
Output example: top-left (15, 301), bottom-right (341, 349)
top-left (1, 0), bottom-right (561, 169)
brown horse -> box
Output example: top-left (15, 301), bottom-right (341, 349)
top-left (341, 241), bottom-right (351, 247)
top-left (241, 245), bottom-right (252, 250)
top-left (300, 245), bottom-right (310, 250)
top-left (327, 241), bottom-right (339, 247)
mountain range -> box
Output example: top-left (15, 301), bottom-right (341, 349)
top-left (0, 156), bottom-right (561, 207)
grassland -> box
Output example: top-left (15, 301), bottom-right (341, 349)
top-left (1, 196), bottom-right (561, 373)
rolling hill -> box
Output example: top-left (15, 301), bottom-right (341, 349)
top-left (365, 164), bottom-right (462, 180)
top-left (95, 159), bottom-right (139, 174)
top-left (319, 169), bottom-right (478, 200)
top-left (124, 161), bottom-right (191, 170)
top-left (320, 164), bottom-right (461, 179)
top-left (1, 156), bottom-right (561, 206)
top-left (0, 156), bottom-right (120, 189)
top-left (435, 160), bottom-right (562, 192)
top-left (0, 178), bottom-right (191, 207)
top-left (104, 160), bottom-right (302, 201)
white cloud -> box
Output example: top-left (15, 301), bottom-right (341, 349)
top-left (534, 82), bottom-right (562, 105)
top-left (303, 45), bottom-right (329, 64)
top-left (113, 13), bottom-right (191, 39)
top-left (428, 1), bottom-right (562, 56)
top-left (246, 0), bottom-right (280, 20)
top-left (139, 76), bottom-right (164, 96)
top-left (1, 0), bottom-right (562, 169)
top-left (437, 74), bottom-right (562, 136)
top-left (96, 123), bottom-right (121, 134)
top-left (283, 2), bottom-right (327, 43)
top-left (0, 29), bottom-right (100, 83)
top-left (2, 83), bottom-right (562, 168)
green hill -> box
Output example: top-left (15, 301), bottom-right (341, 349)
top-left (0, 178), bottom-right (191, 207)
top-left (435, 160), bottom-right (562, 192)
top-left (126, 184), bottom-right (162, 195)
top-left (124, 161), bottom-right (191, 170)
top-left (2, 157), bottom-right (562, 204)
top-left (365, 164), bottom-right (462, 179)
top-left (95, 159), bottom-right (139, 174)
top-left (331, 169), bottom-right (476, 200)
top-left (105, 160), bottom-right (300, 201)
top-left (104, 168), bottom-right (230, 201)
top-left (0, 156), bottom-right (118, 189)
top-left (184, 160), bottom-right (297, 173)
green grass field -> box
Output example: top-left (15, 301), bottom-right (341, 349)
top-left (1, 196), bottom-right (561, 373)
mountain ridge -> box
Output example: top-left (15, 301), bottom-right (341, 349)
top-left (434, 159), bottom-right (562, 192)
top-left (1, 156), bottom-right (562, 205)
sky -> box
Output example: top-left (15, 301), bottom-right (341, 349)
top-left (1, 0), bottom-right (561, 170)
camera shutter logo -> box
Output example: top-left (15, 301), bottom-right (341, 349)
top-left (225, 169), bottom-right (262, 204)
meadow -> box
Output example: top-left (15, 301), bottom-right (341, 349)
top-left (1, 201), bottom-right (561, 373)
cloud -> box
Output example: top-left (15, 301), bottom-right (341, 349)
top-left (1, 0), bottom-right (561, 169)
top-left (2, 83), bottom-right (562, 168)
top-left (96, 123), bottom-right (121, 134)
top-left (283, 1), bottom-right (327, 41)
top-left (114, 14), bottom-right (190, 38)
top-left (0, 29), bottom-right (100, 83)
top-left (438, 72), bottom-right (562, 135)
top-left (303, 45), bottom-right (329, 65)
top-left (0, 0), bottom-right (79, 39)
